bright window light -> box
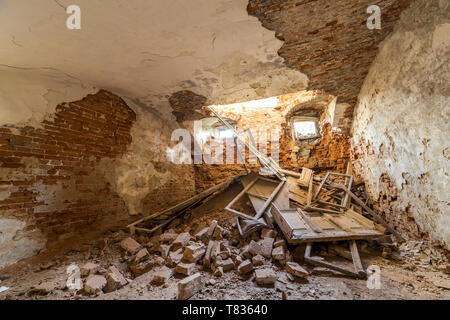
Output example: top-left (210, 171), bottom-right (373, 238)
top-left (219, 129), bottom-right (235, 139)
top-left (291, 117), bottom-right (320, 140)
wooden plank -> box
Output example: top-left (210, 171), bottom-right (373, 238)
top-left (246, 191), bottom-right (268, 201)
top-left (307, 172), bottom-right (314, 207)
top-left (329, 184), bottom-right (404, 241)
top-left (255, 180), bottom-right (286, 219)
top-left (345, 209), bottom-right (376, 229)
top-left (311, 216), bottom-right (337, 231)
top-left (128, 176), bottom-right (239, 228)
top-left (225, 176), bottom-right (259, 215)
top-left (332, 215), bottom-right (363, 230)
top-left (298, 168), bottom-right (313, 187)
top-left (297, 208), bottom-right (323, 233)
top-left (304, 243), bottom-right (363, 278)
top-left (350, 240), bottom-right (366, 277)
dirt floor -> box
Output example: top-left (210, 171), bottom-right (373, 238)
top-left (0, 184), bottom-right (449, 301)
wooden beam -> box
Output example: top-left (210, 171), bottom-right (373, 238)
top-left (330, 184), bottom-right (404, 241)
top-left (350, 240), bottom-right (366, 278)
top-left (128, 175), bottom-right (239, 228)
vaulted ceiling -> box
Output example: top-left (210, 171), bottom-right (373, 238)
top-left (0, 0), bottom-right (412, 127)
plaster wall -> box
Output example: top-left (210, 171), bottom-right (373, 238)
top-left (352, 0), bottom-right (450, 248)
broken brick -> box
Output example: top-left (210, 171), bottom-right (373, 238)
top-left (252, 254), bottom-right (265, 266)
top-left (172, 233), bottom-right (192, 251)
top-left (238, 259), bottom-right (254, 275)
top-left (175, 262), bottom-right (196, 276)
top-left (178, 273), bottom-right (203, 300)
top-left (286, 262), bottom-right (309, 279)
top-left (80, 263), bottom-right (105, 277)
top-left (105, 266), bottom-right (127, 293)
top-left (255, 268), bottom-right (278, 286)
top-left (272, 246), bottom-right (285, 260)
top-left (183, 244), bottom-right (206, 263)
top-left (151, 267), bottom-right (173, 286)
top-left (260, 237), bottom-right (274, 259)
top-left (135, 248), bottom-right (149, 263)
top-left (120, 237), bottom-right (142, 255)
top-left (84, 275), bottom-right (107, 295)
top-left (248, 240), bottom-right (263, 256)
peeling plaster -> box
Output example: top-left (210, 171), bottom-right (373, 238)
top-left (96, 98), bottom-right (189, 216)
top-left (0, 218), bottom-right (46, 269)
top-left (352, 0), bottom-right (450, 247)
top-left (0, 0), bottom-right (308, 127)
top-left (0, 67), bottom-right (97, 127)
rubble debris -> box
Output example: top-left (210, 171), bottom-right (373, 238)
top-left (195, 227), bottom-right (209, 241)
top-left (203, 240), bottom-right (217, 268)
top-left (172, 233), bottom-right (192, 251)
top-left (160, 232), bottom-right (178, 243)
top-left (213, 266), bottom-right (224, 277)
top-left (80, 263), bottom-right (105, 277)
top-left (129, 260), bottom-right (154, 277)
top-left (26, 283), bottom-right (55, 297)
top-left (176, 263), bottom-right (196, 276)
top-left (261, 228), bottom-right (277, 239)
top-left (151, 267), bottom-right (173, 286)
top-left (286, 262), bottom-right (309, 279)
top-left (260, 237), bottom-right (274, 259)
top-left (135, 248), bottom-right (150, 263)
top-left (219, 258), bottom-right (235, 272)
top-left (167, 248), bottom-right (184, 268)
top-left (274, 239), bottom-right (286, 248)
top-left (248, 240), bottom-right (263, 256)
top-left (84, 275), bottom-right (107, 295)
top-left (238, 260), bottom-right (254, 275)
top-left (252, 255), bottom-right (265, 266)
top-left (120, 237), bottom-right (142, 255)
top-left (105, 266), bottom-right (128, 293)
top-left (178, 273), bottom-right (203, 300)
top-left (184, 244), bottom-right (206, 263)
top-left (272, 246), bottom-right (285, 261)
top-left (255, 268), bottom-right (277, 286)
top-left (157, 245), bottom-right (171, 260)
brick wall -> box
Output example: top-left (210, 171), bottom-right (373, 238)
top-left (0, 90), bottom-right (137, 243)
top-left (248, 0), bottom-right (413, 114)
top-left (0, 90), bottom-right (136, 244)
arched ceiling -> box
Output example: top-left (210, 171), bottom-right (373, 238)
top-left (0, 0), bottom-right (308, 126)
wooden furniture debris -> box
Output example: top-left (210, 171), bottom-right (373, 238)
top-left (297, 168), bottom-right (313, 187)
top-left (285, 168), bottom-right (403, 241)
top-left (225, 174), bottom-right (286, 221)
top-left (127, 175), bottom-right (241, 234)
top-left (304, 241), bottom-right (367, 279)
top-left (270, 205), bottom-right (384, 243)
top-left (311, 172), bottom-right (353, 210)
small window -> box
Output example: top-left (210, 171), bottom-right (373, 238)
top-left (290, 116), bottom-right (320, 141)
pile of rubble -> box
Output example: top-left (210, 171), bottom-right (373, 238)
top-left (74, 217), bottom-right (318, 299)
top-left (397, 240), bottom-right (449, 271)
top-left (68, 195), bottom-right (448, 300)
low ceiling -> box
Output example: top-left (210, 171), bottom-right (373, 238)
top-left (0, 0), bottom-right (412, 127)
top-left (0, 0), bottom-right (307, 126)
